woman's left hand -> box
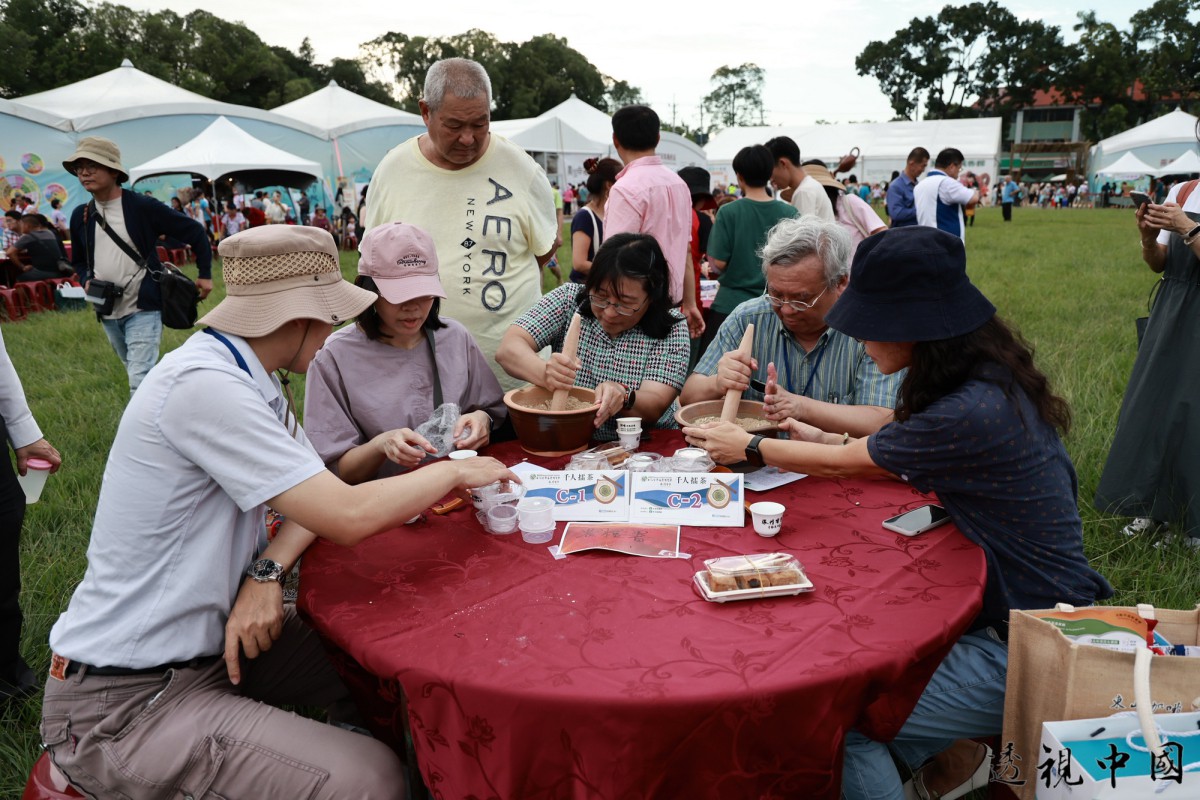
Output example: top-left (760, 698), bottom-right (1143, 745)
top-left (593, 381), bottom-right (627, 427)
top-left (453, 410), bottom-right (492, 451)
top-left (1143, 202), bottom-right (1191, 236)
top-left (681, 421), bottom-right (753, 465)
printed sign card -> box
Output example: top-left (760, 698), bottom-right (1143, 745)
top-left (559, 522), bottom-right (682, 558)
top-left (628, 472), bottom-right (744, 527)
top-left (521, 470), bottom-right (630, 521)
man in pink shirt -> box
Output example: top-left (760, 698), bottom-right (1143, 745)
top-left (605, 105), bottom-right (704, 340)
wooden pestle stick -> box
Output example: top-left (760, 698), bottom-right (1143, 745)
top-left (720, 323), bottom-right (755, 422)
top-left (550, 312), bottom-right (583, 411)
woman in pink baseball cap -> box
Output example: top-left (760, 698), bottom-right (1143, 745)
top-left (304, 222), bottom-right (506, 482)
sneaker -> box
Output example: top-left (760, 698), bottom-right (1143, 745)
top-left (1122, 517), bottom-right (1168, 537)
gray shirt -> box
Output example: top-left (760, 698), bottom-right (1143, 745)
top-left (304, 321), bottom-right (507, 480)
top-left (49, 331), bottom-right (326, 667)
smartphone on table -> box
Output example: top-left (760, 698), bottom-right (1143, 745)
top-left (1130, 191), bottom-right (1152, 208)
top-left (882, 504), bottom-right (951, 536)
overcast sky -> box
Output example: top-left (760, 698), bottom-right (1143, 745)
top-left (124, 0), bottom-right (1141, 125)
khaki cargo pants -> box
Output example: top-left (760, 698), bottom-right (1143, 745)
top-left (41, 608), bottom-right (405, 799)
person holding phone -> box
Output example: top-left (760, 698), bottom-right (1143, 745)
top-left (1095, 154), bottom-right (1200, 545)
top-left (684, 226), bottom-right (1112, 800)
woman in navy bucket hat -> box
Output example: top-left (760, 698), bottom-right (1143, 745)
top-left (685, 227), bottom-right (1112, 800)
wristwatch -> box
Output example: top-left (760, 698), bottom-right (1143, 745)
top-left (246, 558), bottom-right (286, 585)
top-left (1183, 224), bottom-right (1200, 246)
top-left (744, 435), bottom-right (766, 468)
top-left (621, 383), bottom-right (637, 410)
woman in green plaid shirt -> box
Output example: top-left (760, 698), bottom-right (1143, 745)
top-left (497, 233), bottom-right (689, 441)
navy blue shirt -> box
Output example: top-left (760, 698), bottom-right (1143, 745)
top-left (868, 364), bottom-right (1112, 627)
top-left (886, 173), bottom-right (918, 227)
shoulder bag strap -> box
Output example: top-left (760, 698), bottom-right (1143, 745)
top-left (1176, 179), bottom-right (1199, 208)
top-left (423, 328), bottom-right (444, 408)
top-left (585, 206), bottom-right (602, 246)
top-left (93, 204), bottom-right (150, 271)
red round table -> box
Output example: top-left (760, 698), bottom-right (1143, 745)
top-left (298, 431), bottom-right (986, 799)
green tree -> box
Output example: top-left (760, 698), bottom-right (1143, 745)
top-left (499, 34), bottom-right (605, 118)
top-left (701, 63), bottom-right (765, 130)
top-left (1131, 0), bottom-right (1200, 113)
top-left (1057, 11), bottom-right (1140, 140)
top-left (602, 77), bottom-right (643, 112)
top-left (856, 2), bottom-right (1066, 119)
top-left (362, 28), bottom-right (506, 113)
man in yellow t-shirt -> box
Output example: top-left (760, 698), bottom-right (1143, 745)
top-left (365, 58), bottom-right (559, 390)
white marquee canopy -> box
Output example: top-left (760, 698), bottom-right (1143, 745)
top-left (129, 116), bottom-right (323, 184)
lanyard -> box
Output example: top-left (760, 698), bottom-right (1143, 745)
top-left (203, 328), bottom-right (251, 376)
top-left (779, 334), bottom-right (827, 398)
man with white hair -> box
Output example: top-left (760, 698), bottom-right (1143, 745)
top-left (366, 58), bottom-right (559, 389)
top-left (681, 216), bottom-right (902, 436)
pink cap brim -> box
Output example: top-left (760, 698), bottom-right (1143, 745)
top-left (373, 275), bottom-right (447, 305)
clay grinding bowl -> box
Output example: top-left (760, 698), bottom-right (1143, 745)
top-left (674, 399), bottom-right (780, 436)
top-left (503, 385), bottom-right (601, 457)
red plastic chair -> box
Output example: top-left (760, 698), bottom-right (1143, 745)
top-left (0, 285), bottom-right (31, 321)
top-left (155, 245), bottom-right (170, 263)
top-left (22, 752), bottom-right (84, 799)
top-left (168, 248), bottom-right (187, 266)
top-left (24, 281), bottom-right (55, 312)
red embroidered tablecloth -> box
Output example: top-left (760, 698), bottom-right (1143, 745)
top-left (298, 431), bottom-right (986, 799)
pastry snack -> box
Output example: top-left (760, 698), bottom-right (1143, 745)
top-left (695, 553), bottom-right (813, 602)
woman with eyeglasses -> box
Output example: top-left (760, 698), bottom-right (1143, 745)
top-left (496, 233), bottom-right (689, 440)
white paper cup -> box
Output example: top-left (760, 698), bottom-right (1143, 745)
top-left (616, 417), bottom-right (642, 434)
top-left (17, 457), bottom-right (53, 504)
top-left (448, 450), bottom-right (478, 460)
top-left (618, 432), bottom-right (641, 451)
top-left (749, 501), bottom-right (785, 537)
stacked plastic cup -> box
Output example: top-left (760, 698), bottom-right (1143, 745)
top-left (517, 497), bottom-right (555, 543)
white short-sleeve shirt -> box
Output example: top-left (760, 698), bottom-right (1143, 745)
top-left (49, 331), bottom-right (326, 668)
top-left (1157, 181), bottom-right (1200, 246)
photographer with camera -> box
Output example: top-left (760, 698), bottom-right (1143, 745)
top-left (66, 137), bottom-right (213, 393)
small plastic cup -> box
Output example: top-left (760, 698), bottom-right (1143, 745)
top-left (567, 452), bottom-right (608, 471)
top-left (616, 417), bottom-right (642, 434)
top-left (470, 479), bottom-right (525, 511)
top-left (516, 497), bottom-right (555, 532)
top-left (672, 448), bottom-right (713, 472)
top-left (486, 504), bottom-right (519, 534)
top-left (749, 501), bottom-right (785, 537)
top-left (448, 449), bottom-right (478, 460)
top-left (626, 452), bottom-right (664, 473)
top-left (17, 458), bottom-right (53, 504)
top-left (520, 524), bottom-right (555, 544)
top-left (618, 431), bottom-right (641, 451)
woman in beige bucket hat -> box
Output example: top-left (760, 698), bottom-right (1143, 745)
top-left (42, 225), bottom-right (517, 799)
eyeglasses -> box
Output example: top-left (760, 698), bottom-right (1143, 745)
top-left (588, 294), bottom-right (647, 316)
top-left (74, 163), bottom-right (104, 174)
top-left (764, 285), bottom-right (828, 312)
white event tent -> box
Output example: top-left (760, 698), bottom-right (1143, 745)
top-left (1154, 149), bottom-right (1200, 176)
top-left (1091, 108), bottom-right (1199, 182)
top-left (129, 117), bottom-right (324, 190)
top-left (1093, 151), bottom-right (1158, 177)
top-left (0, 99), bottom-right (76, 212)
top-left (534, 95), bottom-right (708, 185)
top-left (271, 81), bottom-right (424, 190)
top-left (704, 118), bottom-right (1003, 187)
top-left (9, 59), bottom-right (334, 210)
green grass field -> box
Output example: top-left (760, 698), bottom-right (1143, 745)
top-left (1, 206), bottom-right (1194, 794)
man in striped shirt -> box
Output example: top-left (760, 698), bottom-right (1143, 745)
top-left (681, 217), bottom-right (902, 436)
